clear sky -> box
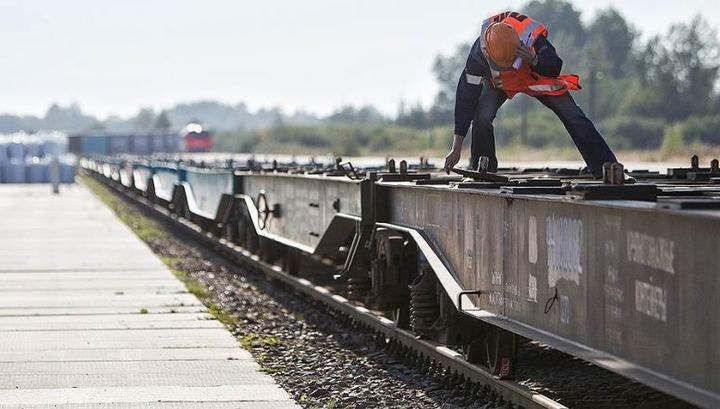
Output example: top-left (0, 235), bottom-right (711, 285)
top-left (1, 0), bottom-right (717, 118)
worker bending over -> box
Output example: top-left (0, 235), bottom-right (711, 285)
top-left (443, 11), bottom-right (617, 177)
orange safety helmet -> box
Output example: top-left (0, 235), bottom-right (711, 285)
top-left (484, 22), bottom-right (520, 69)
top-left (477, 12), bottom-right (580, 98)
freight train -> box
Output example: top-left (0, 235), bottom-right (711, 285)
top-left (67, 123), bottom-right (212, 156)
top-left (83, 155), bottom-right (720, 409)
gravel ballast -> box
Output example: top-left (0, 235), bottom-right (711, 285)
top-left (86, 176), bottom-right (495, 409)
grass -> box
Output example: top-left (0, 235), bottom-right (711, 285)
top-left (81, 176), bottom-right (169, 244)
top-left (160, 255), bottom-right (183, 273)
top-left (208, 303), bottom-right (240, 326)
top-left (185, 280), bottom-right (208, 299)
top-left (239, 333), bottom-right (281, 349)
top-left (80, 175), bottom-right (237, 328)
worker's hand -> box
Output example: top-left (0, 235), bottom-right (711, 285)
top-left (516, 43), bottom-right (538, 66)
top-left (443, 134), bottom-right (464, 174)
top-left (443, 148), bottom-right (461, 174)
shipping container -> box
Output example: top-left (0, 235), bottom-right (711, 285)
top-left (81, 136), bottom-right (109, 155)
top-left (2, 159), bottom-right (26, 183)
top-left (60, 160), bottom-right (75, 183)
top-left (7, 142), bottom-right (23, 160)
top-left (109, 135), bottom-right (130, 154)
top-left (67, 135), bottom-right (83, 154)
top-left (130, 134), bottom-right (150, 155)
top-left (164, 134), bottom-right (180, 152)
top-left (150, 134), bottom-right (165, 153)
top-left (25, 157), bottom-right (49, 183)
top-left (24, 142), bottom-right (41, 158)
top-left (41, 140), bottom-right (61, 157)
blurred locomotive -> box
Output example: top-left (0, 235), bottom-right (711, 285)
top-left (182, 122), bottom-right (212, 153)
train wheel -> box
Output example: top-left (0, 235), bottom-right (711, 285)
top-left (369, 229), bottom-right (412, 312)
top-left (176, 199), bottom-right (188, 219)
top-left (236, 207), bottom-right (259, 253)
top-left (283, 248), bottom-right (301, 276)
top-left (484, 326), bottom-right (518, 378)
top-left (245, 224), bottom-right (259, 253)
top-left (369, 229), bottom-right (403, 306)
top-left (258, 238), bottom-right (270, 260)
top-left (235, 209), bottom-right (248, 247)
top-left (259, 238), bottom-right (284, 264)
top-left (463, 338), bottom-right (484, 364)
top-left (223, 222), bottom-right (236, 242)
top-left (146, 185), bottom-right (157, 205)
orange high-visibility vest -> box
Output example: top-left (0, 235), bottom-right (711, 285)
top-left (479, 12), bottom-right (581, 98)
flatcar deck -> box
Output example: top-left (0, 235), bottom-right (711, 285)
top-left (0, 184), bottom-right (298, 408)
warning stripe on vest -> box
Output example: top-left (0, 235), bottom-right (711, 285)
top-left (465, 73), bottom-right (483, 85)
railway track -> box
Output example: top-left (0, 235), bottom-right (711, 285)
top-left (85, 165), bottom-right (699, 409)
top-left (86, 170), bottom-right (568, 409)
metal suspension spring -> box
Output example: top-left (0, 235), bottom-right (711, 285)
top-left (345, 277), bottom-right (371, 299)
top-left (409, 271), bottom-right (439, 334)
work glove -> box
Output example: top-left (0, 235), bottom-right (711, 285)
top-left (516, 43), bottom-right (538, 66)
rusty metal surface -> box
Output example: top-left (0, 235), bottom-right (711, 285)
top-left (377, 181), bottom-right (720, 408)
top-left (509, 198), bottom-right (719, 397)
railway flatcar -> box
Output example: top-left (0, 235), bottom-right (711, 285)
top-left (83, 156), bottom-right (720, 409)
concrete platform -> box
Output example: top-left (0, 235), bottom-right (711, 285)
top-left (0, 184), bottom-right (298, 408)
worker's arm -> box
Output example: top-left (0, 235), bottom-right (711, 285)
top-left (453, 52), bottom-right (488, 138)
top-left (531, 35), bottom-right (563, 77)
top-left (445, 54), bottom-right (486, 173)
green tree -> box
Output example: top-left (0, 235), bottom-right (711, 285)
top-left (661, 123), bottom-right (686, 156)
top-left (43, 103), bottom-right (99, 132)
top-left (133, 108), bottom-right (156, 131)
top-left (327, 105), bottom-right (385, 124)
top-left (154, 110), bottom-right (172, 132)
top-left (629, 16), bottom-right (720, 120)
top-left (422, 3), bottom-right (720, 152)
top-left (669, 16), bottom-right (720, 118)
top-left (523, 0), bottom-right (586, 46)
top-left (397, 102), bottom-right (430, 128)
top-left (587, 8), bottom-right (636, 76)
top-left (431, 42), bottom-right (471, 115)
top-left (574, 8), bottom-right (637, 120)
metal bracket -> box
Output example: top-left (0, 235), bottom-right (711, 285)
top-left (338, 161), bottom-right (362, 180)
top-left (458, 289), bottom-right (485, 311)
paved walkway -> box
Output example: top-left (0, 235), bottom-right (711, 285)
top-left (0, 184), bottom-right (298, 408)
